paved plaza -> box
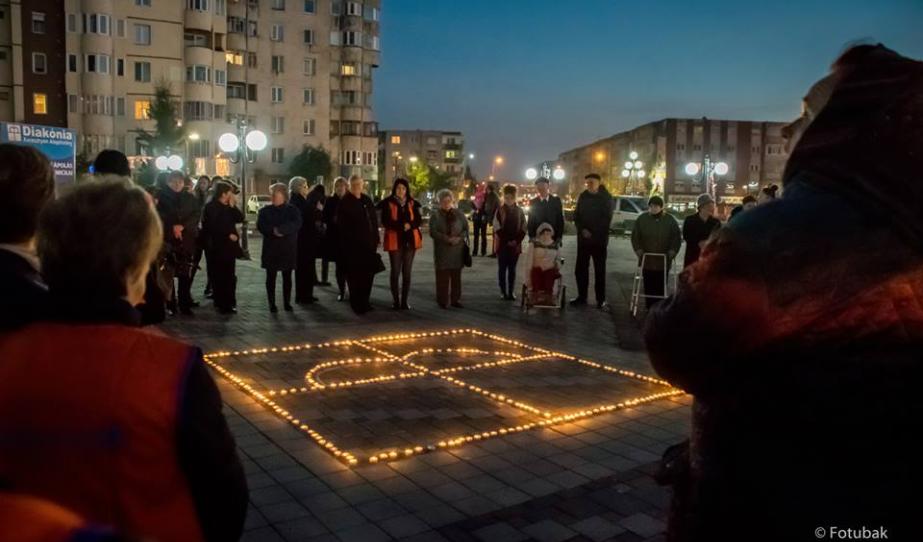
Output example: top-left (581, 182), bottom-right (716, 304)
top-left (160, 233), bottom-right (692, 542)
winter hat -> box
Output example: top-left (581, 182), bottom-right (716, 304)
top-left (537, 222), bottom-right (554, 237)
top-left (696, 193), bottom-right (715, 209)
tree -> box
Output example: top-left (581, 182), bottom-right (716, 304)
top-left (288, 145), bottom-right (332, 184)
top-left (134, 82), bottom-right (186, 161)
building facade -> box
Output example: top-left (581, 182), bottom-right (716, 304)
top-left (559, 117), bottom-right (790, 212)
top-left (2, 0), bottom-right (380, 194)
top-left (378, 129), bottom-right (465, 188)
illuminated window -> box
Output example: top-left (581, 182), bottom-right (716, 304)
top-left (33, 93), bottom-right (48, 114)
top-left (445, 150), bottom-right (458, 159)
top-left (390, 135), bottom-right (400, 145)
top-left (340, 62), bottom-right (357, 76)
top-left (225, 52), bottom-right (243, 65)
top-left (134, 99), bottom-right (151, 120)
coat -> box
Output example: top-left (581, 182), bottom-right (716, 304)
top-left (631, 211), bottom-right (682, 270)
top-left (256, 203), bottom-right (302, 270)
top-left (574, 187), bottom-right (614, 247)
top-left (527, 195), bottom-right (565, 242)
top-left (322, 194), bottom-right (342, 261)
top-left (290, 190), bottom-right (324, 265)
top-left (335, 192), bottom-right (379, 272)
top-left (430, 208), bottom-right (468, 271)
top-left (200, 200), bottom-right (244, 261)
top-left (380, 196), bottom-right (422, 252)
top-left (493, 203), bottom-right (526, 255)
top-left (0, 247), bottom-right (48, 331)
top-left (645, 177), bottom-right (923, 541)
top-left (482, 191), bottom-right (500, 222)
top-left (681, 213), bottom-right (721, 267)
top-left (156, 187), bottom-right (200, 257)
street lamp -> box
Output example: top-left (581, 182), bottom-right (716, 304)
top-left (155, 153), bottom-right (184, 171)
top-left (491, 155), bottom-right (504, 178)
top-left (219, 121), bottom-right (268, 259)
top-left (620, 152), bottom-right (645, 195)
top-left (552, 166), bottom-right (566, 181)
top-left (525, 167), bottom-right (538, 181)
top-left (684, 154), bottom-right (728, 200)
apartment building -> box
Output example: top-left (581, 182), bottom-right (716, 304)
top-left (378, 129), bottom-right (465, 187)
top-left (2, 0), bottom-right (380, 193)
top-left (559, 117), bottom-right (790, 211)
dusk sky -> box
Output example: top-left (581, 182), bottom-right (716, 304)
top-left (375, 0), bottom-right (923, 179)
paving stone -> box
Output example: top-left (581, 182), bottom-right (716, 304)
top-left (241, 527), bottom-right (285, 542)
top-left (520, 519), bottom-right (577, 542)
top-left (571, 516), bottom-right (627, 541)
top-left (472, 522), bottom-right (529, 542)
top-left (356, 498), bottom-right (408, 522)
top-left (275, 516), bottom-right (329, 541)
top-left (379, 513), bottom-right (432, 538)
top-left (261, 501), bottom-right (312, 524)
top-left (332, 522), bottom-right (391, 542)
top-left (620, 512), bottom-right (667, 538)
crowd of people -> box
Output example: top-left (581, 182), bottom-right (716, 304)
top-left (0, 42), bottom-right (918, 541)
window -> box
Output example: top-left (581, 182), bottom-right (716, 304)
top-left (134, 61), bottom-right (151, 82)
top-left (271, 86), bottom-right (283, 103)
top-left (117, 19), bottom-right (125, 37)
top-left (331, 90), bottom-right (358, 106)
top-left (676, 143), bottom-right (685, 151)
top-left (272, 0), bottom-right (285, 9)
top-left (186, 65), bottom-right (211, 83)
top-left (227, 16), bottom-right (245, 33)
top-left (67, 13), bottom-right (76, 32)
top-left (445, 150), bottom-right (458, 159)
top-left (214, 104), bottom-right (225, 120)
top-left (187, 0), bottom-right (210, 11)
top-left (29, 53), bottom-right (47, 74)
top-left (134, 24), bottom-right (151, 45)
top-left (33, 93), bottom-right (48, 114)
top-left (227, 83), bottom-right (246, 99)
top-left (363, 5), bottom-right (379, 21)
top-left (184, 101), bottom-right (214, 121)
top-left (185, 33), bottom-right (208, 47)
top-left (346, 2), bottom-right (362, 16)
top-left (340, 62), bottom-right (357, 76)
top-left (390, 135), bottom-right (400, 145)
top-left (247, 52), bottom-right (258, 68)
top-left (342, 31), bottom-right (361, 46)
top-left (117, 58), bottom-right (124, 76)
top-left (136, 0), bottom-right (152, 5)
top-left (329, 31), bottom-right (340, 46)
top-left (363, 152), bottom-right (376, 166)
top-left (272, 148), bottom-right (285, 163)
top-left (83, 14), bottom-right (110, 35)
top-left (271, 24), bottom-right (284, 41)
top-left (247, 84), bottom-right (258, 101)
top-left (117, 97), bottom-right (125, 116)
top-left (135, 100), bottom-right (151, 119)
top-left (226, 52), bottom-right (243, 65)
top-left (302, 88), bottom-right (314, 105)
top-left (68, 94), bottom-right (78, 114)
top-left (271, 116), bottom-right (284, 134)
top-left (215, 70), bottom-right (226, 86)
top-left (303, 119), bottom-right (315, 135)
top-left (271, 56), bottom-right (284, 74)
top-left (86, 54), bottom-right (110, 74)
top-left (215, 0), bottom-right (226, 15)
top-left (32, 12), bottom-right (46, 34)
top-left (68, 54), bottom-right (78, 72)
top-left (303, 57), bottom-right (316, 75)
top-left (342, 150), bottom-right (361, 165)
top-left (303, 29), bottom-right (314, 44)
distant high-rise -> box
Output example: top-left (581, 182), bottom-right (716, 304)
top-left (378, 129), bottom-right (465, 188)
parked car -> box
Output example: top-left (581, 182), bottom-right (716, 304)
top-left (247, 195), bottom-right (272, 213)
top-left (610, 196), bottom-right (650, 232)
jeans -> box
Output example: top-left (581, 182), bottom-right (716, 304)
top-left (388, 247), bottom-right (415, 305)
top-left (497, 247), bottom-right (520, 296)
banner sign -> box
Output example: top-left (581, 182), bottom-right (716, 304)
top-left (0, 122), bottom-right (77, 186)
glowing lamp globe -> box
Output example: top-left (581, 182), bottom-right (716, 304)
top-left (637, 170), bottom-right (646, 178)
top-left (685, 162), bottom-right (700, 176)
top-left (633, 160), bottom-right (643, 170)
top-left (245, 130), bottom-right (268, 151)
top-left (629, 151), bottom-right (639, 160)
top-left (552, 168), bottom-right (566, 181)
top-left (714, 162), bottom-right (729, 176)
top-left (621, 169), bottom-right (630, 178)
top-left (218, 133), bottom-right (240, 153)
top-left (167, 154), bottom-right (184, 171)
top-left (154, 156), bottom-right (169, 171)
top-left (624, 161), bottom-right (633, 169)
top-left (525, 168), bottom-right (538, 180)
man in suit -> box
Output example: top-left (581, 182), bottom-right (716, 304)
top-left (526, 177), bottom-right (564, 246)
top-left (0, 144), bottom-right (55, 330)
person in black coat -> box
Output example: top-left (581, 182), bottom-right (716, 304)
top-left (156, 171), bottom-right (201, 315)
top-left (571, 174), bottom-right (614, 308)
top-left (0, 144), bottom-right (54, 331)
top-left (682, 193), bottom-right (721, 268)
top-left (322, 177), bottom-right (348, 299)
top-left (256, 183), bottom-right (302, 312)
top-left (336, 175), bottom-right (380, 314)
top-left (482, 183), bottom-right (500, 257)
top-left (201, 182), bottom-right (244, 314)
top-left (526, 177), bottom-right (565, 245)
top-left (288, 177), bottom-right (322, 304)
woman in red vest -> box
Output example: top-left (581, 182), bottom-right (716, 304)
top-left (0, 178), bottom-right (247, 542)
top-left (379, 177), bottom-right (422, 309)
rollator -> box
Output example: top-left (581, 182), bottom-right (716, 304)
top-left (629, 253), bottom-right (675, 316)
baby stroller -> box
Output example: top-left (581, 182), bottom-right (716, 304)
top-left (519, 223), bottom-right (566, 311)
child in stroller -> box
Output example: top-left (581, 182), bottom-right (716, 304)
top-left (520, 222), bottom-right (562, 307)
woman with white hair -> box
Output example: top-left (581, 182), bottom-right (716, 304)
top-left (256, 183), bottom-right (302, 312)
top-left (322, 177), bottom-right (349, 299)
top-left (429, 189), bottom-right (469, 309)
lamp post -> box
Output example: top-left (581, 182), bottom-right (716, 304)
top-left (490, 155), bottom-right (504, 179)
top-left (219, 120), bottom-right (268, 259)
top-left (684, 154), bottom-right (728, 200)
top-left (185, 132), bottom-right (200, 175)
top-left (620, 151), bottom-right (645, 195)
top-left (155, 152), bottom-right (184, 172)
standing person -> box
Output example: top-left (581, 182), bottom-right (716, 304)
top-left (646, 44), bottom-right (922, 542)
top-left (0, 177), bottom-right (248, 542)
top-left (570, 173), bottom-right (615, 309)
top-left (494, 184), bottom-right (527, 300)
top-left (471, 183), bottom-right (488, 257)
top-left (289, 176), bottom-right (321, 304)
top-left (307, 184), bottom-right (327, 289)
top-left (156, 170), bottom-right (200, 315)
top-left (336, 175), bottom-right (380, 314)
top-left (631, 196), bottom-right (681, 308)
top-left (201, 181), bottom-right (244, 314)
top-left (682, 193), bottom-right (721, 268)
top-left (380, 178), bottom-right (422, 310)
top-left (729, 194), bottom-right (757, 220)
top-left (0, 144), bottom-right (54, 331)
top-left (482, 183), bottom-right (500, 257)
top-left (192, 175), bottom-right (212, 298)
top-left (430, 189), bottom-right (468, 309)
top-left (91, 149), bottom-right (131, 178)
top-left (526, 177), bottom-right (565, 245)
top-left (322, 177), bottom-right (348, 298)
top-left (257, 183), bottom-right (302, 313)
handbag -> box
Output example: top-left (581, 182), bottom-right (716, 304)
top-left (462, 234), bottom-right (473, 268)
top-left (372, 252), bottom-right (386, 274)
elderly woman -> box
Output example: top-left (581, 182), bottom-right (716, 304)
top-left (336, 175), bottom-right (380, 314)
top-left (0, 178), bottom-right (247, 542)
top-left (322, 177), bottom-right (348, 299)
top-left (429, 188), bottom-right (469, 309)
top-left (256, 183), bottom-right (302, 312)
top-left (646, 44), bottom-right (922, 541)
top-left (288, 176), bottom-right (322, 304)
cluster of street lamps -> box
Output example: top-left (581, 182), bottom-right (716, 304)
top-left (684, 155), bottom-right (729, 199)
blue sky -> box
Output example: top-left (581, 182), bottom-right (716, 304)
top-left (374, 0), bottom-right (923, 178)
